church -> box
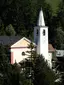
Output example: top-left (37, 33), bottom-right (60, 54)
top-left (10, 9), bottom-right (55, 68)
top-left (0, 9), bottom-right (57, 68)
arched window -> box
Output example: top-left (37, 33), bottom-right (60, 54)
top-left (43, 30), bottom-right (45, 36)
top-left (22, 52), bottom-right (25, 56)
top-left (36, 29), bottom-right (39, 36)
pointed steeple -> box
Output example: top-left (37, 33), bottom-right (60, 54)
top-left (38, 8), bottom-right (45, 26)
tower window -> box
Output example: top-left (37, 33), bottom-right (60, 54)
top-left (36, 29), bottom-right (39, 36)
top-left (43, 30), bottom-right (45, 36)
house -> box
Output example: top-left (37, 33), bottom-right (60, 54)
top-left (56, 50), bottom-right (64, 57)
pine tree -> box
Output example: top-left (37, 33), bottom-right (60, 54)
top-left (6, 24), bottom-right (16, 36)
top-left (34, 55), bottom-right (57, 85)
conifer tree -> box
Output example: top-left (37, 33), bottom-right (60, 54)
top-left (34, 55), bottom-right (57, 85)
top-left (6, 24), bottom-right (16, 36)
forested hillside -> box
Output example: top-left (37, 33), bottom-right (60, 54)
top-left (0, 0), bottom-right (64, 49)
top-left (46, 0), bottom-right (61, 14)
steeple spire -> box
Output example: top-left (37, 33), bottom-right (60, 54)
top-left (38, 8), bottom-right (45, 26)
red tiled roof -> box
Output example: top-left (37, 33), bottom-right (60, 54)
top-left (48, 44), bottom-right (55, 52)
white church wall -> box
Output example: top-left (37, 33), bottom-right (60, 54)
top-left (48, 53), bottom-right (52, 68)
top-left (40, 26), bottom-right (48, 60)
top-left (11, 48), bottom-right (31, 64)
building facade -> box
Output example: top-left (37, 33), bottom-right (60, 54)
top-left (10, 9), bottom-right (55, 68)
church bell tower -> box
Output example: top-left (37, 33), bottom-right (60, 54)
top-left (34, 9), bottom-right (48, 61)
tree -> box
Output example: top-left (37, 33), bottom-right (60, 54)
top-left (52, 0), bottom-right (64, 49)
top-left (6, 24), bottom-right (16, 36)
top-left (34, 55), bottom-right (57, 85)
top-left (19, 42), bottom-right (58, 85)
top-left (0, 24), bottom-right (6, 35)
top-left (19, 42), bottom-right (36, 85)
top-left (0, 44), bottom-right (12, 85)
top-left (55, 27), bottom-right (64, 49)
top-left (0, 44), bottom-right (31, 85)
top-left (57, 0), bottom-right (64, 31)
top-left (0, 0), bottom-right (53, 39)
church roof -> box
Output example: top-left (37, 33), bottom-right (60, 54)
top-left (38, 8), bottom-right (45, 26)
top-left (0, 36), bottom-right (21, 45)
top-left (0, 36), bottom-right (35, 46)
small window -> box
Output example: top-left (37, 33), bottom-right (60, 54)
top-left (22, 52), bottom-right (25, 56)
top-left (36, 29), bottom-right (39, 36)
top-left (43, 30), bottom-right (45, 36)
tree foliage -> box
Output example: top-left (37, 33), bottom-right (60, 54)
top-left (34, 55), bottom-right (56, 85)
top-left (54, 0), bottom-right (64, 49)
top-left (0, 0), bottom-right (53, 38)
top-left (6, 24), bottom-right (16, 36)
